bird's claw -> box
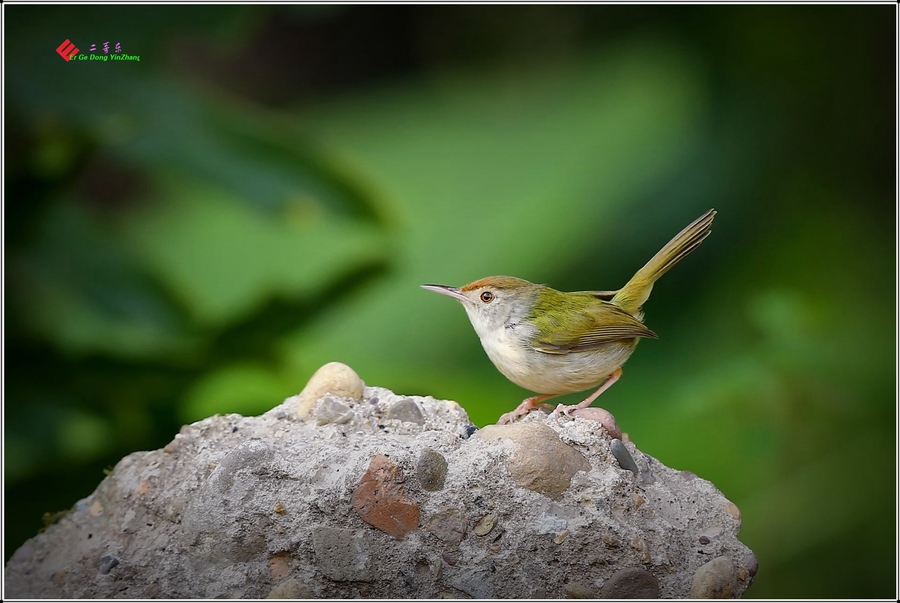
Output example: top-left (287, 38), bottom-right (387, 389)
top-left (550, 403), bottom-right (575, 419)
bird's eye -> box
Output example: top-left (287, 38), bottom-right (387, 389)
top-left (480, 291), bottom-right (494, 303)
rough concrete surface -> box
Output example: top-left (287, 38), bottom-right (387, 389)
top-left (4, 363), bottom-right (757, 598)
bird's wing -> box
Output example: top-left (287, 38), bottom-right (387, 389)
top-left (532, 302), bottom-right (657, 354)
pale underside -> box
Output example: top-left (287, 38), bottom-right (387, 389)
top-left (475, 319), bottom-right (640, 395)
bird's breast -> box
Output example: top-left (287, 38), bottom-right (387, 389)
top-left (477, 323), bottom-right (638, 395)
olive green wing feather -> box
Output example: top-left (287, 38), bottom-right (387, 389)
top-left (532, 301), bottom-right (657, 354)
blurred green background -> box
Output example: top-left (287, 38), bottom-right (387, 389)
top-left (4, 4), bottom-right (895, 598)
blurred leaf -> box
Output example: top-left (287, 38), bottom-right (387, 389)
top-left (57, 411), bottom-right (114, 463)
top-left (180, 363), bottom-right (291, 422)
top-left (117, 178), bottom-right (390, 326)
top-left (8, 201), bottom-right (196, 359)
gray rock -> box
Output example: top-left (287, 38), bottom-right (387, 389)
top-left (386, 398), bottom-right (425, 424)
top-left (599, 567), bottom-right (660, 598)
top-left (447, 567), bottom-right (493, 599)
top-left (315, 396), bottom-right (355, 425)
top-left (312, 528), bottom-right (375, 582)
top-left (3, 366), bottom-right (755, 598)
top-left (742, 552), bottom-right (759, 578)
top-left (416, 448), bottom-right (448, 491)
top-left (610, 438), bottom-right (639, 474)
top-left (98, 555), bottom-right (119, 574)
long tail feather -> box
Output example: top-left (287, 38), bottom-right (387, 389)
top-left (612, 209), bottom-right (716, 314)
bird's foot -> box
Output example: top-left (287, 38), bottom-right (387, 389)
top-left (497, 394), bottom-right (557, 425)
top-left (549, 368), bottom-right (624, 420)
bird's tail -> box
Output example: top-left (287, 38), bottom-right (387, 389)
top-left (612, 209), bottom-right (716, 315)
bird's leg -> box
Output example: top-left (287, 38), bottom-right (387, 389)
top-left (497, 394), bottom-right (559, 425)
top-left (551, 368), bottom-right (623, 418)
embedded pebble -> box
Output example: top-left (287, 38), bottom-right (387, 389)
top-left (267, 578), bottom-right (314, 599)
top-left (569, 407), bottom-right (622, 439)
top-left (700, 526), bottom-right (723, 542)
top-left (740, 553), bottom-right (759, 581)
top-left (477, 423), bottom-right (590, 499)
top-left (315, 396), bottom-right (355, 426)
top-left (598, 567), bottom-right (660, 598)
top-left (565, 582), bottom-right (596, 598)
top-left (268, 553), bottom-right (290, 580)
top-left (690, 556), bottom-right (738, 598)
top-left (725, 501), bottom-right (741, 521)
top-left (385, 398), bottom-right (425, 424)
top-left (351, 455), bottom-right (420, 540)
top-left (312, 528), bottom-right (374, 582)
top-left (416, 448), bottom-right (448, 491)
top-left (98, 555), bottom-right (119, 574)
top-left (9, 543), bottom-right (34, 564)
top-left (632, 537), bottom-right (652, 564)
top-left (296, 362), bottom-right (364, 419)
top-left (610, 439), bottom-right (639, 474)
top-left (462, 424), bottom-right (478, 438)
top-left (425, 508), bottom-right (467, 545)
top-left (473, 514), bottom-right (497, 536)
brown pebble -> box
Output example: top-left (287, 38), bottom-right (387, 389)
top-left (266, 578), bottom-right (314, 599)
top-left (351, 455), bottom-right (420, 540)
top-left (691, 556), bottom-right (738, 598)
top-left (425, 508), bottom-right (467, 545)
top-left (569, 407), bottom-right (622, 439)
top-left (273, 503), bottom-right (286, 515)
top-left (268, 553), bottom-right (290, 580)
top-left (477, 423), bottom-right (590, 499)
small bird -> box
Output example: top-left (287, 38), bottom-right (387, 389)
top-left (422, 209), bottom-right (716, 425)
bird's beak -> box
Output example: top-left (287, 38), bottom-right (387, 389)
top-left (421, 284), bottom-right (468, 303)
